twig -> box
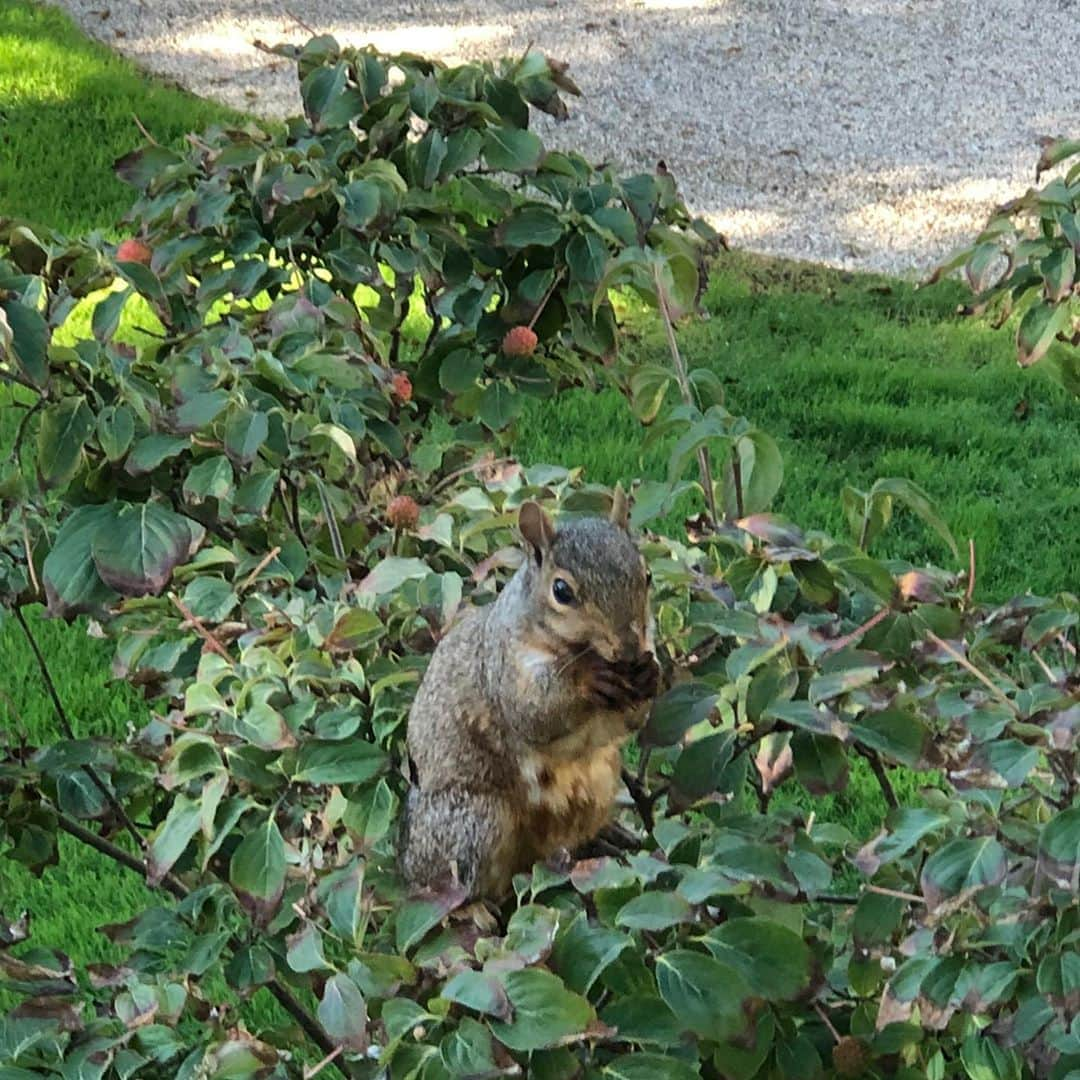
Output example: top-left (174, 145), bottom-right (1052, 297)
top-left (304, 1047), bottom-right (343, 1079)
top-left (620, 768), bottom-right (658, 833)
top-left (430, 456), bottom-right (515, 499)
top-left (824, 606), bottom-right (891, 653)
top-left (169, 593), bottom-right (234, 663)
top-left (857, 746), bottom-right (898, 810)
top-left (131, 114), bottom-right (160, 146)
top-left (240, 546), bottom-right (282, 592)
top-left (866, 883), bottom-right (924, 905)
top-left (21, 522), bottom-right (39, 597)
top-left (814, 1002), bottom-right (841, 1045)
top-left (963, 538), bottom-right (976, 607)
top-left (655, 272), bottom-right (720, 527)
top-left (15, 607), bottom-right (147, 853)
top-left (729, 445), bottom-right (744, 520)
top-left (1030, 649), bottom-right (1057, 684)
top-left (924, 630), bottom-right (1019, 715)
top-left (285, 7), bottom-right (318, 36)
top-left (526, 268), bottom-right (565, 332)
top-left (8, 396), bottom-right (44, 466)
top-left (53, 805), bottom-right (342, 1070)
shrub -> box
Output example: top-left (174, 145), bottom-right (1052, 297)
top-left (0, 37), bottom-right (1077, 1080)
top-left (934, 137), bottom-right (1080, 395)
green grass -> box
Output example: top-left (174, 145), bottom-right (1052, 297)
top-left (517, 256), bottom-right (1080, 601)
top-left (0, 0), bottom-right (238, 236)
top-left (1, 0), bottom-right (1078, 1037)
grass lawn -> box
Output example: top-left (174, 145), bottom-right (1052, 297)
top-left (1, 0), bottom-right (1077, 1035)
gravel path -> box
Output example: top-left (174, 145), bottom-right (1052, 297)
top-left (56, 0), bottom-right (1080, 276)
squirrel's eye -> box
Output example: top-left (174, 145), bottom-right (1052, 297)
top-left (552, 578), bottom-right (575, 605)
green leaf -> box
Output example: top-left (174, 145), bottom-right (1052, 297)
top-left (91, 502), bottom-right (199, 596)
top-left (223, 407), bottom-right (269, 466)
top-left (490, 969), bottom-right (594, 1052)
top-left (603, 1054), bottom-right (700, 1080)
top-left (0, 297), bottom-right (49, 387)
top-left (1016, 299), bottom-right (1070, 367)
top-left (566, 232), bottom-right (609, 285)
top-left (440, 1017), bottom-right (498, 1077)
top-left (229, 815), bottom-right (285, 905)
top-left (791, 731), bottom-right (849, 794)
top-left (501, 206), bottom-right (564, 248)
top-left (174, 390), bottom-right (230, 432)
top-left (341, 179), bottom-right (381, 229)
top-left (1036, 806), bottom-right (1080, 888)
top-left (484, 127), bottom-right (544, 172)
top-left (318, 973), bottom-right (368, 1052)
top-left (286, 923), bottom-right (330, 973)
top-left (920, 836), bottom-right (1008, 910)
top-left (960, 1033), bottom-right (1021, 1080)
top-left (670, 731), bottom-right (736, 809)
top-left (551, 912), bottom-right (631, 995)
top-left (655, 950), bottom-right (753, 1043)
top-left (42, 504), bottom-right (118, 615)
top-left (37, 397), bottom-right (95, 489)
top-left (293, 740), bottom-right (386, 785)
top-left (91, 286), bottom-right (132, 342)
top-left (395, 885), bottom-right (468, 953)
top-left (183, 455), bottom-right (233, 504)
top-left (438, 348), bottom-right (485, 394)
top-left (97, 404), bottom-right (136, 462)
top-left (616, 891), bottom-right (692, 932)
top-left (147, 793), bottom-right (202, 886)
top-left (642, 682), bottom-right (718, 747)
top-left (724, 430), bottom-right (783, 516)
top-left (477, 380), bottom-right (522, 431)
top-left (125, 434), bottom-right (189, 476)
top-left (440, 969), bottom-right (512, 1020)
top-left (358, 556), bottom-right (430, 597)
top-left (505, 904), bottom-right (560, 963)
top-left (702, 917), bottom-right (812, 1002)
top-left (869, 477), bottom-right (958, 558)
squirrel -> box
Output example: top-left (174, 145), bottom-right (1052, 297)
top-left (399, 489), bottom-right (659, 900)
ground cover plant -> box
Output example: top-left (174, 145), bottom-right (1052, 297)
top-left (1, 20), bottom-right (1079, 1080)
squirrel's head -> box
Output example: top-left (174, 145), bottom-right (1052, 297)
top-left (516, 487), bottom-right (654, 662)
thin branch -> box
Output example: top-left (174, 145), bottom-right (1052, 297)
top-left (865, 883), bottom-right (924, 905)
top-left (304, 1047), bottom-right (343, 1079)
top-left (729, 445), bottom-right (744, 520)
top-left (240, 546), bottom-right (283, 593)
top-left (824, 605), bottom-right (891, 653)
top-left (924, 630), bottom-right (1019, 715)
top-left (526, 268), bottom-right (565, 332)
top-left (8, 396), bottom-right (44, 465)
top-left (429, 456), bottom-right (515, 499)
top-left (814, 1002), bottom-right (842, 1045)
top-left (857, 746), bottom-right (899, 810)
top-left (53, 804), bottom-right (342, 1070)
top-left (15, 607), bottom-right (147, 852)
top-left (21, 522), bottom-right (39, 598)
top-left (131, 114), bottom-right (160, 146)
top-left (963, 538), bottom-right (976, 607)
top-left (169, 593), bottom-right (234, 663)
top-left (655, 274), bottom-right (720, 527)
top-left (620, 768), bottom-right (660, 833)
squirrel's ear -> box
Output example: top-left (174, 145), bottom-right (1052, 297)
top-left (518, 501), bottom-right (555, 566)
top-left (609, 483), bottom-right (630, 531)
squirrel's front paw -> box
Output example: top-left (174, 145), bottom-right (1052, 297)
top-left (582, 651), bottom-right (659, 710)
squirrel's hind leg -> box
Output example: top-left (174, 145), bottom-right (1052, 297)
top-left (399, 786), bottom-right (511, 900)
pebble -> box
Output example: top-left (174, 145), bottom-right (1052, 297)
top-left (56, 0), bottom-right (1080, 276)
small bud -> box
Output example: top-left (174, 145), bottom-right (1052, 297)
top-left (832, 1036), bottom-right (871, 1078)
top-left (391, 371), bottom-right (413, 402)
top-left (116, 238), bottom-right (152, 265)
top-left (387, 495), bottom-right (420, 530)
top-left (501, 325), bottom-right (538, 357)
